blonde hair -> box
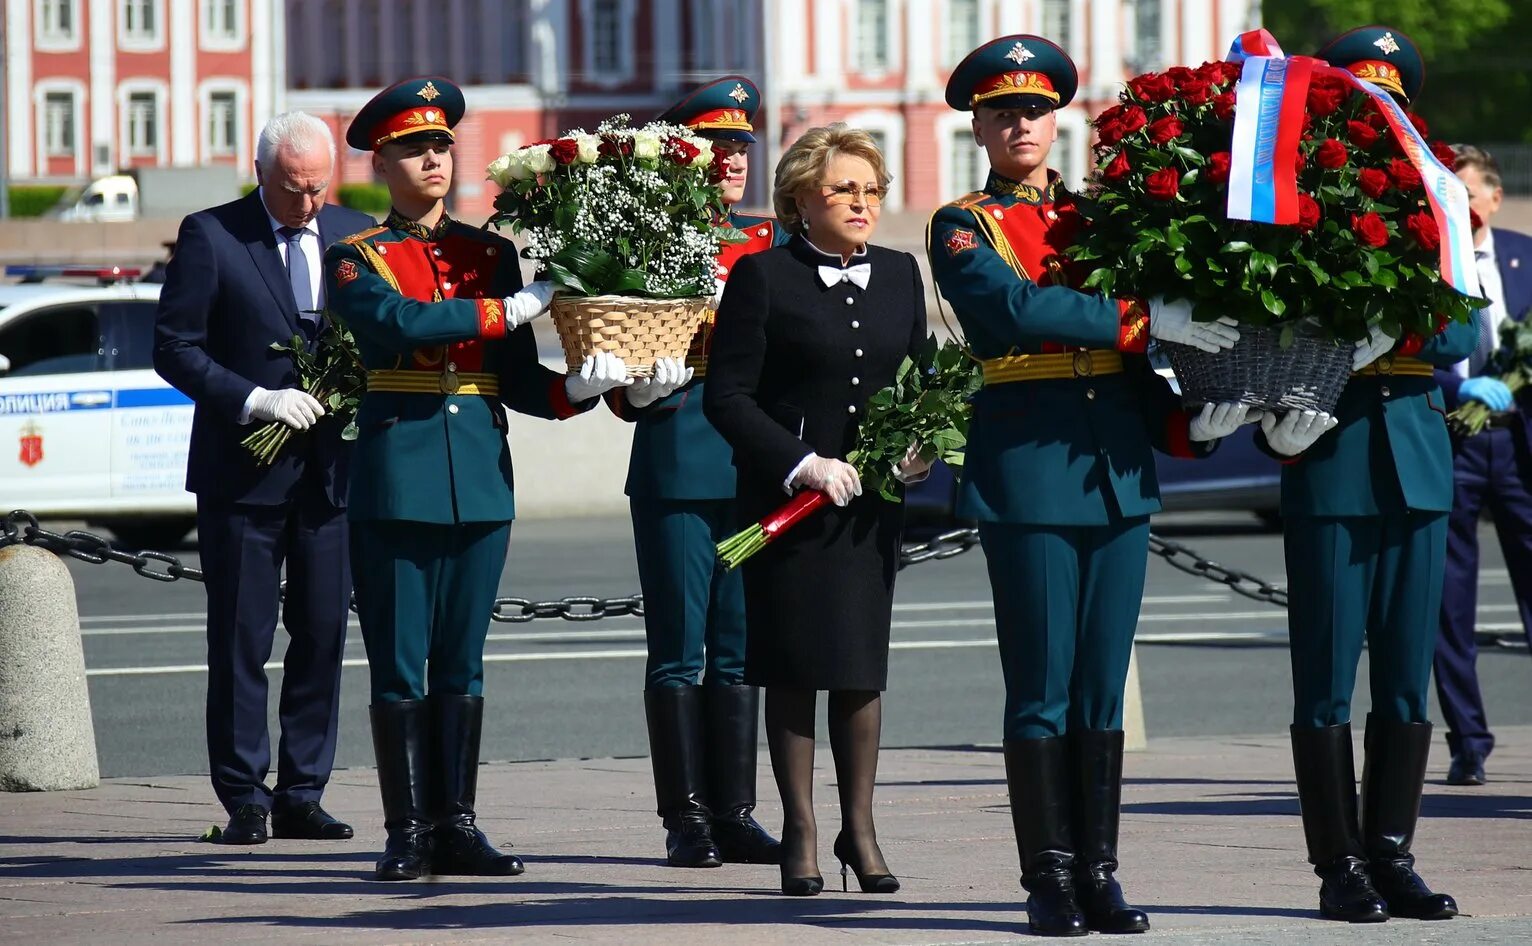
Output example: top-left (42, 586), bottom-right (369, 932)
top-left (772, 123), bottom-right (892, 235)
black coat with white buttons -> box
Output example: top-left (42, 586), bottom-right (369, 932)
top-left (704, 234), bottom-right (928, 690)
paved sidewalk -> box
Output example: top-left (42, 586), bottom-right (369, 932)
top-left (2, 728), bottom-right (1529, 945)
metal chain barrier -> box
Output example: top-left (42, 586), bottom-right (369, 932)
top-left (1147, 533), bottom-right (1289, 608)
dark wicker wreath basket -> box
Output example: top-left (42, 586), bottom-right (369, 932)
top-left (1162, 321), bottom-right (1355, 413)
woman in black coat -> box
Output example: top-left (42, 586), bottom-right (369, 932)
top-left (704, 124), bottom-right (931, 896)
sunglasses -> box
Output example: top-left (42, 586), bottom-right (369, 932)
top-left (818, 181), bottom-right (886, 206)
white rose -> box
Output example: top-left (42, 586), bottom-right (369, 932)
top-left (523, 143), bottom-right (555, 174)
top-left (485, 154), bottom-right (514, 187)
top-left (505, 150), bottom-right (535, 181)
top-left (689, 140), bottom-right (714, 168)
top-left (633, 132), bottom-right (661, 161)
top-left (575, 133), bottom-right (601, 164)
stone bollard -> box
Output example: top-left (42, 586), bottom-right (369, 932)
top-left (1123, 645), bottom-right (1147, 751)
top-left (0, 544), bottom-right (99, 791)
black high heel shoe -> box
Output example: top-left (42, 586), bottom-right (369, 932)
top-left (834, 832), bottom-right (900, 893)
top-left (778, 830), bottom-right (823, 896)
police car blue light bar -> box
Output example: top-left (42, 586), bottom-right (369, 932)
top-left (5, 264), bottom-right (143, 284)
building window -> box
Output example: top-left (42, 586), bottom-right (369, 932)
top-left (1055, 126), bottom-right (1078, 187)
top-left (204, 0), bottom-right (237, 39)
top-left (38, 0), bottom-right (77, 41)
top-left (208, 91), bottom-right (237, 156)
top-left (1041, 0), bottom-right (1071, 54)
top-left (591, 0), bottom-right (623, 74)
top-left (951, 129), bottom-right (986, 194)
top-left (122, 0), bottom-right (159, 43)
top-left (44, 91), bottom-right (77, 157)
top-left (856, 0), bottom-right (890, 73)
top-left (1131, 0), bottom-right (1163, 72)
top-left (945, 0), bottom-right (980, 68)
top-left (127, 91), bottom-right (158, 156)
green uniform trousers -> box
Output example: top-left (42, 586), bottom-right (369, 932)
top-left (630, 498), bottom-right (747, 689)
top-left (351, 519), bottom-right (512, 702)
top-left (1284, 513), bottom-right (1446, 729)
top-left (979, 517), bottom-right (1151, 739)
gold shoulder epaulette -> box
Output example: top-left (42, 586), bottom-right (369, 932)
top-left (950, 191), bottom-right (991, 210)
top-left (339, 226), bottom-right (388, 246)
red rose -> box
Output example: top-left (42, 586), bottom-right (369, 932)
top-left (1207, 151), bottom-right (1232, 184)
top-left (1409, 113), bottom-right (1429, 137)
top-left (599, 135), bottom-right (634, 158)
top-left (1357, 167), bottom-right (1390, 198)
top-left (1147, 116), bottom-right (1184, 145)
top-left (1388, 157), bottom-right (1423, 192)
top-left (1471, 209), bottom-right (1485, 231)
top-left (1213, 91), bottom-right (1236, 121)
top-left (663, 136), bottom-right (701, 165)
top-left (1179, 76), bottom-right (1214, 106)
top-left (1367, 109), bottom-right (1388, 130)
top-left (1103, 151), bottom-right (1133, 181)
top-left (1306, 74), bottom-right (1349, 117)
top-left (1098, 105), bottom-right (1148, 145)
top-left (549, 138), bottom-right (580, 165)
top-left (1351, 211), bottom-right (1390, 248)
top-left (1128, 73), bottom-right (1176, 104)
top-left (1430, 140), bottom-right (1458, 167)
top-left (1316, 138), bottom-right (1349, 169)
top-left (1406, 211), bottom-right (1440, 251)
top-left (1166, 66), bottom-right (1196, 86)
top-left (1198, 60), bottom-right (1243, 87)
top-left (1297, 194), bottom-right (1321, 232)
top-left (1294, 147), bottom-right (1307, 172)
top-left (1145, 167), bottom-right (1180, 201)
top-left (1347, 120), bottom-right (1380, 150)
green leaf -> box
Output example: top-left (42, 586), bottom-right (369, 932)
top-left (1249, 251), bottom-right (1279, 278)
top-left (1374, 268), bottom-right (1399, 289)
top-left (1221, 240), bottom-right (1254, 254)
top-left (1261, 289), bottom-right (1286, 316)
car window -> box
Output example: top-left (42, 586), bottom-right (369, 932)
top-left (0, 305), bottom-right (105, 376)
top-left (100, 301), bottom-right (159, 370)
top-left (85, 193), bottom-right (104, 206)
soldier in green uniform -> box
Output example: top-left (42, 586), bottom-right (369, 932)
top-left (1255, 27), bottom-right (1472, 923)
top-left (324, 76), bottom-right (630, 882)
top-left (605, 76), bottom-right (788, 868)
top-left (929, 36), bottom-right (1253, 936)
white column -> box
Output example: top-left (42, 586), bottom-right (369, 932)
top-left (774, 0), bottom-right (806, 91)
top-left (812, 0), bottom-right (838, 83)
top-left (652, 0), bottom-right (680, 91)
top-left (905, 0), bottom-right (935, 95)
top-left (1180, 0), bottom-right (1214, 66)
top-left (534, 0), bottom-right (570, 99)
top-left (6, 0), bottom-right (33, 177)
top-left (1088, 0), bottom-right (1120, 100)
top-left (250, 0), bottom-right (273, 150)
top-left (997, 0), bottom-right (1027, 34)
top-left (170, 0), bottom-right (196, 164)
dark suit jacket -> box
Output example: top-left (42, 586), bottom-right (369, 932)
top-left (153, 191), bottom-right (375, 506)
top-left (1436, 226), bottom-right (1532, 413)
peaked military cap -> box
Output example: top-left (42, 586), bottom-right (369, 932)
top-left (945, 35), bottom-right (1078, 111)
top-left (656, 75), bottom-right (760, 143)
top-left (1315, 25), bottom-right (1424, 104)
top-left (346, 76), bottom-right (466, 152)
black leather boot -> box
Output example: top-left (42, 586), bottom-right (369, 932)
top-left (1362, 715), bottom-right (1458, 920)
top-left (1005, 737), bottom-right (1087, 937)
top-left (369, 700), bottom-right (433, 881)
top-left (1291, 723), bottom-right (1389, 922)
top-left (430, 694), bottom-right (525, 876)
top-left (1070, 730), bottom-right (1150, 933)
top-left (645, 686), bottom-right (722, 868)
top-left (704, 684), bottom-right (781, 864)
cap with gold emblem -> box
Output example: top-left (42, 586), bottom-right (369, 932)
top-left (1315, 25), bottom-right (1424, 104)
top-left (346, 76), bottom-right (467, 152)
top-left (656, 75), bottom-right (761, 143)
top-left (945, 35), bottom-right (1078, 111)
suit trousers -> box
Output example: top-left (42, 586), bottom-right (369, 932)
top-left (630, 498), bottom-right (747, 689)
top-left (978, 517), bottom-right (1150, 740)
top-left (351, 519), bottom-right (511, 702)
top-left (1434, 425), bottom-right (1532, 759)
top-left (197, 477), bottom-right (350, 814)
top-left (1286, 513), bottom-right (1447, 729)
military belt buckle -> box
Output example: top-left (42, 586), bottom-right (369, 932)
top-left (1375, 354), bottom-right (1394, 375)
top-left (1073, 351), bottom-right (1095, 378)
top-left (440, 370), bottom-right (460, 394)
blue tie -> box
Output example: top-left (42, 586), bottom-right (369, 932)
top-left (1469, 249), bottom-right (1496, 375)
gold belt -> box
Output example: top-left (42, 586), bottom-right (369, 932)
top-left (366, 369), bottom-right (499, 396)
top-left (685, 354), bottom-right (708, 379)
top-left (1351, 355), bottom-right (1433, 378)
top-left (981, 350), bottom-right (1124, 386)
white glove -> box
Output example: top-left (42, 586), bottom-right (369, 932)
top-left (711, 277), bottom-right (727, 306)
top-left (626, 357), bottom-right (693, 409)
top-left (1188, 401), bottom-right (1257, 442)
top-left (564, 351), bottom-right (632, 403)
top-left (1260, 409), bottom-right (1338, 456)
top-left (1148, 296), bottom-right (1241, 353)
top-left (1352, 324), bottom-right (1395, 371)
top-left (792, 454), bottom-right (863, 507)
top-left (249, 387), bottom-right (324, 431)
top-left (504, 280), bottom-right (557, 328)
top-left (892, 441), bottom-right (933, 485)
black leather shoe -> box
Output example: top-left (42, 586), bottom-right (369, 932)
top-left (371, 700), bottom-right (433, 881)
top-left (431, 694), bottom-right (526, 877)
top-left (1371, 858), bottom-right (1458, 920)
top-left (1069, 730), bottom-right (1150, 934)
top-left (272, 801), bottom-right (354, 840)
top-left (1446, 753), bottom-right (1486, 786)
top-left (704, 685), bottom-right (782, 865)
top-left (1005, 738), bottom-right (1087, 937)
top-left (1362, 716), bottom-right (1459, 920)
top-left (1318, 856), bottom-right (1390, 922)
top-left (1292, 724), bottom-right (1386, 922)
top-left (646, 686), bottom-right (723, 868)
top-left (1026, 868), bottom-right (1090, 937)
top-left (219, 804), bottom-right (268, 845)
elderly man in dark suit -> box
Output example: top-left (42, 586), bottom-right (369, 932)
top-left (154, 111), bottom-right (374, 844)
top-left (1433, 144), bottom-right (1532, 787)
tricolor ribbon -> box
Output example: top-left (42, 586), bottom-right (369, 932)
top-left (1223, 29), bottom-right (1480, 298)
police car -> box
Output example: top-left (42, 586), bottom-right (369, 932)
top-left (0, 266), bottom-right (196, 549)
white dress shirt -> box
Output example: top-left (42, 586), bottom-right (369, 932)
top-left (260, 188), bottom-right (323, 316)
top-left (1460, 228), bottom-right (1508, 378)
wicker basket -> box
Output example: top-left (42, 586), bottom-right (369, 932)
top-left (1163, 322), bottom-right (1355, 413)
top-left (548, 295), bottom-right (711, 377)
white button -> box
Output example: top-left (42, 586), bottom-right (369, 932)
top-left (443, 281), bottom-right (452, 290)
top-left (848, 405), bottom-right (857, 414)
top-left (851, 377), bottom-right (861, 386)
top-left (855, 349), bottom-right (863, 357)
top-left (448, 404), bottom-right (460, 414)
top-left (433, 248), bottom-right (442, 257)
top-left (376, 245), bottom-right (387, 255)
top-left (447, 362), bottom-right (457, 372)
top-left (845, 296), bottom-right (855, 305)
top-left (1381, 386), bottom-right (1391, 397)
top-left (851, 320), bottom-right (860, 329)
top-left (486, 247), bottom-right (497, 256)
top-left (758, 228), bottom-right (768, 237)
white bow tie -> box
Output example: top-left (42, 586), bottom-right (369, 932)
top-left (818, 263), bottom-right (871, 290)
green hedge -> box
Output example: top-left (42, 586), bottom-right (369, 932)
top-left (6, 185), bottom-right (69, 218)
top-left (337, 183), bottom-right (392, 215)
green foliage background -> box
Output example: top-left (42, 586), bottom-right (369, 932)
top-left (5, 186), bottom-right (69, 217)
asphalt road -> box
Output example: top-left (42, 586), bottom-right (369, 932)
top-left (49, 512), bottom-right (1532, 779)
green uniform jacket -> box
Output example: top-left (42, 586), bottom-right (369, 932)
top-left (1271, 322), bottom-right (1476, 517)
top-left (324, 215), bottom-right (588, 524)
top-left (607, 212), bottom-right (789, 500)
top-left (927, 173), bottom-right (1207, 526)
